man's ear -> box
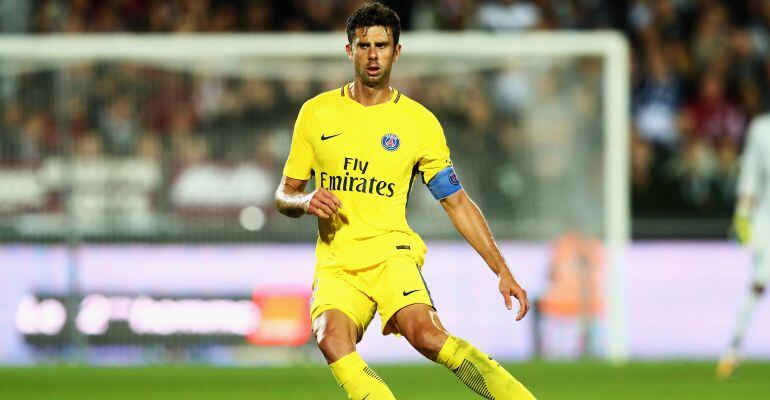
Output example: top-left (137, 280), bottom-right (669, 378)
top-left (393, 43), bottom-right (401, 63)
top-left (345, 43), bottom-right (353, 62)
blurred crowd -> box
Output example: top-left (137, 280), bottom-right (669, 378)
top-left (0, 0), bottom-right (621, 33)
top-left (0, 0), bottom-right (766, 238)
top-left (627, 0), bottom-right (769, 218)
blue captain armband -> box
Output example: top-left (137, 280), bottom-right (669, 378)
top-left (426, 166), bottom-right (462, 200)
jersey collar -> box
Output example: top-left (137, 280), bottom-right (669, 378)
top-left (341, 83), bottom-right (401, 108)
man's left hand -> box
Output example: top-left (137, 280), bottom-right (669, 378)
top-left (733, 212), bottom-right (752, 245)
top-left (499, 272), bottom-right (529, 321)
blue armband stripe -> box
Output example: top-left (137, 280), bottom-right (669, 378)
top-left (427, 166), bottom-right (462, 200)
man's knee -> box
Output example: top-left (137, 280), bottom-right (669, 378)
top-left (393, 305), bottom-right (449, 360)
top-left (313, 311), bottom-right (357, 363)
top-left (402, 322), bottom-right (448, 359)
top-left (315, 333), bottom-right (355, 361)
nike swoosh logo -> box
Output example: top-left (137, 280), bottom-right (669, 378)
top-left (402, 289), bottom-right (420, 296)
top-left (321, 132), bottom-right (343, 141)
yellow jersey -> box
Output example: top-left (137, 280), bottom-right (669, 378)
top-left (282, 84), bottom-right (454, 270)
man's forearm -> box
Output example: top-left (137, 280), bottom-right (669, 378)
top-left (441, 190), bottom-right (529, 318)
top-left (441, 192), bottom-right (511, 276)
top-left (276, 176), bottom-right (342, 219)
top-left (275, 182), bottom-right (311, 218)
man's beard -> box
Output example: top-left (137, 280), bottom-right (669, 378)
top-left (359, 67), bottom-right (389, 87)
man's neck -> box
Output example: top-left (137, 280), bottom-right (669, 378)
top-left (349, 79), bottom-right (392, 107)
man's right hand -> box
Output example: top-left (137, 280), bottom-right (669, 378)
top-left (303, 188), bottom-right (342, 219)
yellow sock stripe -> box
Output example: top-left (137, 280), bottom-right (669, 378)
top-left (363, 366), bottom-right (386, 384)
top-left (453, 359), bottom-right (494, 399)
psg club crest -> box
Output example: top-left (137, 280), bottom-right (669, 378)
top-left (381, 133), bottom-right (400, 151)
top-left (449, 171), bottom-right (459, 185)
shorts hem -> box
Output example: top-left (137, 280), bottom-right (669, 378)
top-left (379, 300), bottom-right (435, 336)
top-left (311, 305), bottom-right (369, 341)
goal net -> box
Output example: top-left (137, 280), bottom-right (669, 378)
top-left (0, 33), bottom-right (629, 362)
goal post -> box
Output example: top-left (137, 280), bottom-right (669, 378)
top-left (0, 32), bottom-right (629, 361)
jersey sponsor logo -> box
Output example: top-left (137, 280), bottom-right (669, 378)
top-left (396, 245), bottom-right (411, 250)
top-left (381, 133), bottom-right (400, 151)
top-left (319, 157), bottom-right (397, 197)
top-left (402, 289), bottom-right (420, 296)
top-left (320, 172), bottom-right (396, 197)
top-left (321, 132), bottom-right (343, 141)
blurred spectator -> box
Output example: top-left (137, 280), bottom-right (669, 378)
top-left (301, 0), bottom-right (336, 31)
top-left (538, 230), bottom-right (604, 358)
top-left (729, 29), bottom-right (761, 87)
top-left (493, 64), bottom-right (531, 113)
top-left (135, 135), bottom-right (162, 161)
top-left (670, 138), bottom-right (720, 213)
top-left (99, 96), bottom-right (140, 155)
top-left (420, 0), bottom-right (474, 30)
top-left (208, 3), bottom-right (238, 32)
top-left (633, 48), bottom-right (683, 150)
top-left (243, 0), bottom-right (274, 31)
top-left (13, 113), bottom-right (50, 164)
top-left (729, 28), bottom-right (764, 120)
top-left (173, 133), bottom-right (209, 167)
top-left (171, 163), bottom-right (250, 208)
top-left (748, 0), bottom-right (770, 58)
top-left (73, 131), bottom-right (103, 159)
top-left (692, 3), bottom-right (731, 72)
top-left (684, 72), bottom-right (745, 147)
top-left (171, 134), bottom-right (274, 211)
top-left (1, 102), bottom-right (25, 161)
top-left (631, 131), bottom-right (655, 193)
top-left (478, 0), bottom-right (542, 31)
top-left (64, 97), bottom-right (91, 140)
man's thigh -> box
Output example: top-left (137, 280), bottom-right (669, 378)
top-left (368, 256), bottom-right (435, 335)
top-left (310, 269), bottom-right (376, 341)
top-left (392, 303), bottom-right (449, 337)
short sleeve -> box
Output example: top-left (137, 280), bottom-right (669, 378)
top-left (417, 112), bottom-right (453, 184)
top-left (282, 102), bottom-right (315, 180)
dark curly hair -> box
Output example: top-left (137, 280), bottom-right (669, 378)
top-left (346, 3), bottom-right (401, 45)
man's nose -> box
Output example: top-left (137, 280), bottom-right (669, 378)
top-left (368, 47), bottom-right (377, 59)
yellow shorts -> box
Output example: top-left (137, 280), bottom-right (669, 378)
top-left (310, 255), bottom-right (434, 340)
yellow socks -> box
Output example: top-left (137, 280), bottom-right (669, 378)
top-left (437, 335), bottom-right (536, 399)
top-left (329, 351), bottom-right (395, 400)
top-left (327, 338), bottom-right (535, 399)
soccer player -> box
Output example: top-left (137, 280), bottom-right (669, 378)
top-left (717, 115), bottom-right (770, 379)
top-left (275, 4), bottom-right (535, 399)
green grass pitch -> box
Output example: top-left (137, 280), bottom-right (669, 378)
top-left (1, 361), bottom-right (769, 399)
